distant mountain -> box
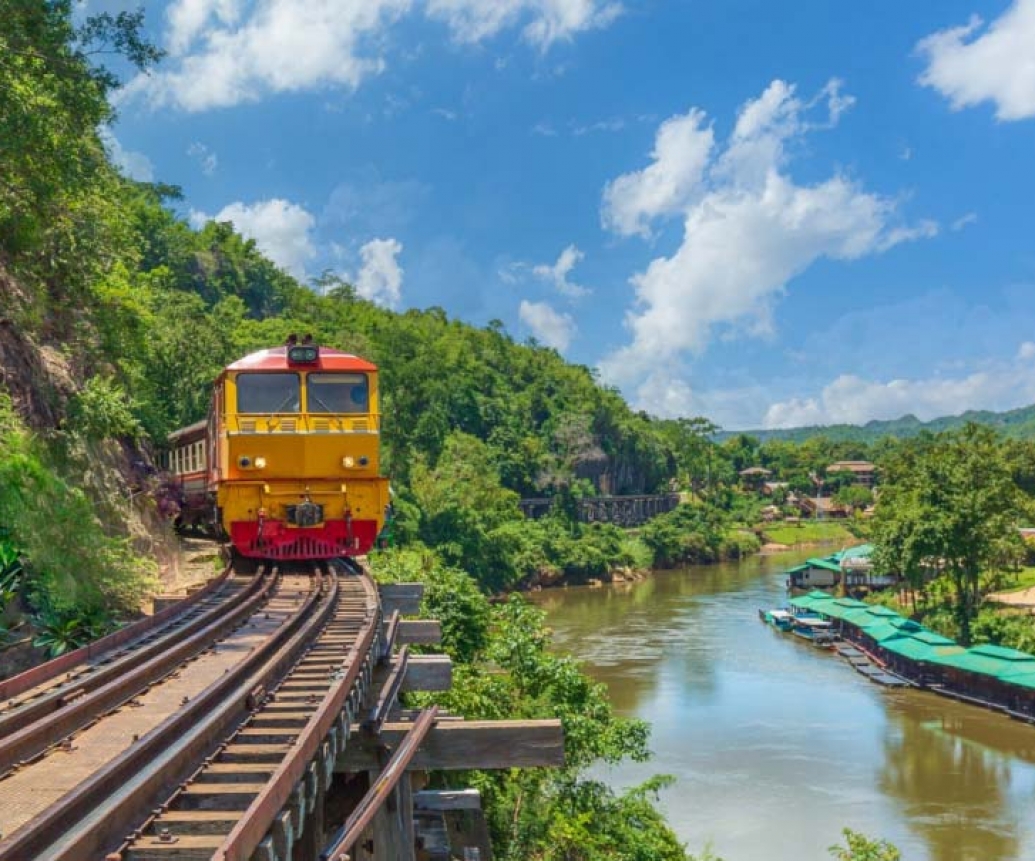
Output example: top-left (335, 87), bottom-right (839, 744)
top-left (721, 403), bottom-right (1035, 443)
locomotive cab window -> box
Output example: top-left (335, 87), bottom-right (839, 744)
top-left (236, 373), bottom-right (301, 413)
top-left (306, 373), bottom-right (369, 414)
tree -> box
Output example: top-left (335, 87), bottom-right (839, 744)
top-left (661, 417), bottom-right (718, 498)
top-left (834, 484), bottom-right (873, 514)
top-left (872, 424), bottom-right (1031, 644)
top-left (0, 0), bottom-right (161, 293)
top-left (828, 829), bottom-right (900, 861)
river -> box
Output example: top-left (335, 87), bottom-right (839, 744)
top-left (531, 551), bottom-right (1035, 861)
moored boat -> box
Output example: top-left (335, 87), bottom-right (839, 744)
top-left (790, 615), bottom-right (838, 647)
top-left (759, 608), bottom-right (795, 631)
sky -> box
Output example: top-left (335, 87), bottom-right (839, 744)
top-left (96, 0), bottom-right (1035, 430)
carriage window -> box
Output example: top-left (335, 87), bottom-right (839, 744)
top-left (306, 373), bottom-right (369, 414)
top-left (237, 373), bottom-right (301, 413)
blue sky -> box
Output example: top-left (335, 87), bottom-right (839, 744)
top-left (99, 0), bottom-right (1035, 430)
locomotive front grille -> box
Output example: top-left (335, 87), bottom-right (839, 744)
top-left (253, 536), bottom-right (348, 558)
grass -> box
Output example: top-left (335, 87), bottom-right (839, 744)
top-left (759, 520), bottom-right (858, 547)
top-left (989, 566), bottom-right (1035, 595)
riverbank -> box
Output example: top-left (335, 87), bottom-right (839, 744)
top-left (535, 552), bottom-right (1035, 861)
top-left (523, 517), bottom-right (859, 591)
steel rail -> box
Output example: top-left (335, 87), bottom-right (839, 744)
top-left (213, 571), bottom-right (381, 861)
top-left (366, 644), bottom-right (409, 733)
top-left (0, 566), bottom-right (276, 775)
top-left (0, 559), bottom-right (234, 702)
top-left (0, 571), bottom-right (330, 861)
top-left (0, 564), bottom-right (256, 740)
top-left (381, 608), bottom-right (400, 660)
top-left (320, 706), bottom-right (440, 861)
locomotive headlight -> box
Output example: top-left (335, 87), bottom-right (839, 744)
top-left (238, 455), bottom-right (252, 468)
top-left (254, 457), bottom-right (267, 469)
top-left (342, 456), bottom-right (355, 468)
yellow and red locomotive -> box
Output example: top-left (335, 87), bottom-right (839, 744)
top-left (164, 337), bottom-right (390, 562)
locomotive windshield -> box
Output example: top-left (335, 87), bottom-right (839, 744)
top-left (236, 372), bottom-right (301, 413)
top-left (306, 373), bottom-right (369, 413)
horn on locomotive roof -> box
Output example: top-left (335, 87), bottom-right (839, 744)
top-left (286, 334), bottom-right (298, 346)
top-left (301, 333), bottom-right (313, 345)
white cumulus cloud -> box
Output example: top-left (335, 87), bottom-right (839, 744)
top-left (519, 300), bottom-right (575, 351)
top-left (191, 198), bottom-right (316, 276)
top-left (917, 1), bottom-right (1035, 121)
top-left (533, 244), bottom-right (589, 297)
top-left (187, 141), bottom-right (219, 175)
top-left (122, 0), bottom-right (411, 111)
top-left (121, 0), bottom-right (622, 112)
top-left (99, 128), bottom-right (154, 181)
top-left (597, 79), bottom-right (936, 417)
top-left (763, 353), bottom-right (1035, 429)
top-left (427, 0), bottom-right (622, 48)
top-left (602, 108), bottom-right (714, 237)
top-left (354, 238), bottom-right (404, 308)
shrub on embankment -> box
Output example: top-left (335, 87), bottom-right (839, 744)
top-left (640, 502), bottom-right (761, 569)
top-left (369, 548), bottom-right (689, 861)
top-left (0, 394), bottom-right (157, 656)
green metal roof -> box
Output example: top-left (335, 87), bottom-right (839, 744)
top-left (805, 557), bottom-right (843, 573)
top-left (788, 591), bottom-right (835, 610)
top-left (840, 544), bottom-right (874, 561)
top-left (999, 670), bottom-right (1035, 690)
top-left (859, 621), bottom-right (909, 643)
top-left (927, 644), bottom-right (1035, 679)
top-left (840, 606), bottom-right (902, 628)
top-left (970, 644), bottom-right (1035, 662)
top-left (812, 598), bottom-right (869, 620)
top-left (908, 629), bottom-right (957, 646)
top-left (882, 638), bottom-right (964, 662)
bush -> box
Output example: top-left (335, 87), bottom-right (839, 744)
top-left (66, 376), bottom-right (143, 441)
top-left (722, 530), bottom-right (762, 559)
top-left (0, 395), bottom-right (156, 616)
top-left (640, 502), bottom-right (730, 568)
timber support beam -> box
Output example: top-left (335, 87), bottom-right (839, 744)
top-left (336, 719), bottom-right (565, 772)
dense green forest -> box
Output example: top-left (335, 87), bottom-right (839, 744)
top-left (721, 402), bottom-right (1035, 445)
top-left (0, 4), bottom-right (702, 859)
top-left (4, 5), bottom-right (1035, 859)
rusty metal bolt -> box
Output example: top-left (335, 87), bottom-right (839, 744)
top-left (157, 827), bottom-right (177, 844)
top-left (181, 696), bottom-right (189, 705)
top-left (60, 738), bottom-right (75, 752)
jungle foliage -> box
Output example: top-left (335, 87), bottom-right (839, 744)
top-left (872, 425), bottom-right (1035, 645)
top-left (370, 549), bottom-right (691, 861)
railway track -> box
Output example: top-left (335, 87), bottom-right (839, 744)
top-left (0, 566), bottom-right (266, 772)
top-left (0, 566), bottom-right (309, 857)
top-left (0, 563), bottom-right (384, 861)
top-left (0, 563), bottom-right (237, 721)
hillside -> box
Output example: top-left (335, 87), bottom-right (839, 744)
top-left (724, 403), bottom-right (1035, 444)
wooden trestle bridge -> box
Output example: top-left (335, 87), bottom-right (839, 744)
top-left (519, 493), bottom-right (680, 527)
top-left (0, 561), bottom-right (562, 860)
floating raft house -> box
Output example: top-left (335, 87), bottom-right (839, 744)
top-left (796, 594), bottom-right (1035, 718)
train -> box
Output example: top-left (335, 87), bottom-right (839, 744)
top-left (162, 336), bottom-right (391, 566)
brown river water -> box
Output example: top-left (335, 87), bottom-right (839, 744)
top-left (531, 551), bottom-right (1035, 861)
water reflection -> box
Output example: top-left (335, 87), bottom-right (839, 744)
top-left (881, 694), bottom-right (1035, 861)
top-left (533, 553), bottom-right (1035, 861)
